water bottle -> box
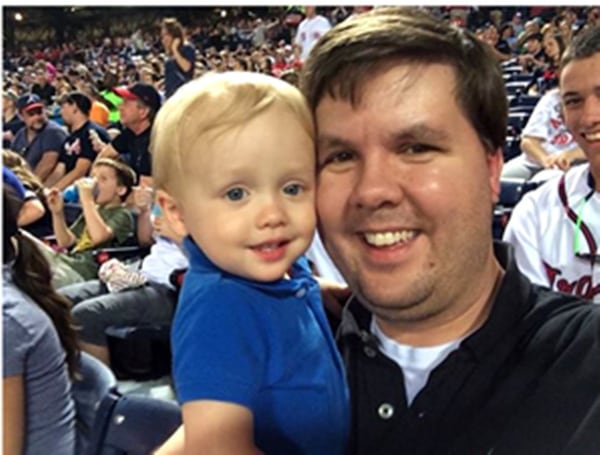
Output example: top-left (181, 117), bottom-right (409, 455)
top-left (62, 178), bottom-right (100, 203)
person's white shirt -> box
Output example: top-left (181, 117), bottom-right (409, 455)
top-left (294, 14), bottom-right (332, 61)
top-left (520, 88), bottom-right (580, 165)
top-left (503, 163), bottom-right (600, 303)
top-left (306, 232), bottom-right (346, 285)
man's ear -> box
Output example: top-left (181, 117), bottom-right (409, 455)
top-left (488, 148), bottom-right (504, 205)
top-left (155, 189), bottom-right (188, 239)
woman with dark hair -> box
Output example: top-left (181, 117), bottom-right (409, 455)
top-left (540, 32), bottom-right (566, 92)
top-left (3, 185), bottom-right (80, 455)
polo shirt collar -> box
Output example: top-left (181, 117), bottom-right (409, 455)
top-left (183, 235), bottom-right (310, 297)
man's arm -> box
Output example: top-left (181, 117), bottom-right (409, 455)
top-left (132, 186), bottom-right (155, 247)
top-left (53, 158), bottom-right (92, 191)
top-left (546, 146), bottom-right (587, 170)
top-left (96, 143), bottom-right (120, 160)
top-left (520, 136), bottom-right (553, 168)
top-left (33, 151), bottom-right (59, 182)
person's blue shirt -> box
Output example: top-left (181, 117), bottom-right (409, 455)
top-left (3, 167), bottom-right (26, 198)
top-left (164, 43), bottom-right (195, 98)
top-left (173, 236), bottom-right (349, 455)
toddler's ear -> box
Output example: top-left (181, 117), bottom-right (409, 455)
top-left (155, 189), bottom-right (188, 239)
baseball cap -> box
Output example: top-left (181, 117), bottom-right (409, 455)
top-left (59, 91), bottom-right (92, 116)
top-left (16, 93), bottom-right (44, 112)
top-left (113, 83), bottom-right (161, 113)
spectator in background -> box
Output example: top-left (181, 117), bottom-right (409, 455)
top-left (501, 86), bottom-right (585, 180)
top-left (517, 32), bottom-right (547, 73)
top-left (31, 67), bottom-right (56, 106)
top-left (60, 193), bottom-right (188, 366)
top-left (161, 17), bottom-right (196, 98)
top-left (2, 90), bottom-right (24, 148)
top-left (94, 83), bottom-right (161, 187)
top-left (3, 184), bottom-right (79, 455)
top-left (294, 6), bottom-right (332, 62)
top-left (10, 93), bottom-right (67, 182)
top-left (503, 25), bottom-right (600, 303)
top-left (31, 158), bottom-right (135, 288)
top-left (77, 81), bottom-right (111, 128)
top-left (45, 92), bottom-right (110, 190)
top-left (3, 150), bottom-right (53, 238)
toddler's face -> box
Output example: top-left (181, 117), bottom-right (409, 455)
top-left (181, 104), bottom-right (316, 282)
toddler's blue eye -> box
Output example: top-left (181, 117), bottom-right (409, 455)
top-left (283, 184), bottom-right (302, 196)
top-left (225, 187), bottom-right (247, 201)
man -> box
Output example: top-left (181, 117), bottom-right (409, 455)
top-left (294, 6), bottom-right (331, 62)
top-left (501, 86), bottom-right (586, 180)
top-left (504, 26), bottom-right (600, 304)
top-left (517, 31), bottom-right (547, 73)
top-left (95, 83), bottom-right (161, 187)
top-left (2, 90), bottom-right (24, 148)
top-left (302, 8), bottom-right (600, 454)
top-left (10, 93), bottom-right (67, 182)
top-left (45, 92), bottom-right (110, 191)
top-left (31, 67), bottom-right (56, 106)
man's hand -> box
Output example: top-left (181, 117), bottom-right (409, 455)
top-left (89, 129), bottom-right (107, 153)
top-left (46, 188), bottom-right (64, 214)
top-left (133, 186), bottom-right (153, 213)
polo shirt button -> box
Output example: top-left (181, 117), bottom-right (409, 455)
top-left (363, 346), bottom-right (377, 358)
top-left (295, 288), bottom-right (306, 298)
top-left (378, 403), bottom-right (394, 420)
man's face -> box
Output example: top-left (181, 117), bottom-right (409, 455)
top-left (560, 52), bottom-right (600, 175)
top-left (21, 107), bottom-right (47, 132)
top-left (118, 98), bottom-right (145, 129)
top-left (3, 96), bottom-right (14, 116)
top-left (315, 63), bottom-right (502, 327)
top-left (524, 37), bottom-right (541, 54)
top-left (59, 101), bottom-right (76, 128)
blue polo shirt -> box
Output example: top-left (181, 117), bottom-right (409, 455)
top-left (174, 237), bottom-right (349, 455)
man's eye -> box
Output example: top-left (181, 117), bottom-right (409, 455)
top-left (320, 150), bottom-right (355, 168)
top-left (225, 187), bottom-right (247, 201)
top-left (563, 97), bottom-right (581, 107)
top-left (403, 143), bottom-right (435, 154)
top-left (283, 183), bottom-right (302, 196)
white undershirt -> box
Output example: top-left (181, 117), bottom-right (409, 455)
top-left (371, 319), bottom-right (463, 406)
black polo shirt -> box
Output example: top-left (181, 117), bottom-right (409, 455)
top-left (59, 121), bottom-right (110, 174)
top-left (111, 126), bottom-right (151, 178)
top-left (338, 242), bottom-right (600, 454)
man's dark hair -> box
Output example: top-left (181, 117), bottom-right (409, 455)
top-left (301, 6), bottom-right (507, 154)
top-left (561, 25), bottom-right (600, 69)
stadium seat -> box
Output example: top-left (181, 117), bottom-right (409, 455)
top-left (507, 112), bottom-right (530, 136)
top-left (105, 324), bottom-right (172, 381)
top-left (503, 135), bottom-right (522, 161)
top-left (492, 178), bottom-right (542, 239)
top-left (86, 391), bottom-right (181, 455)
